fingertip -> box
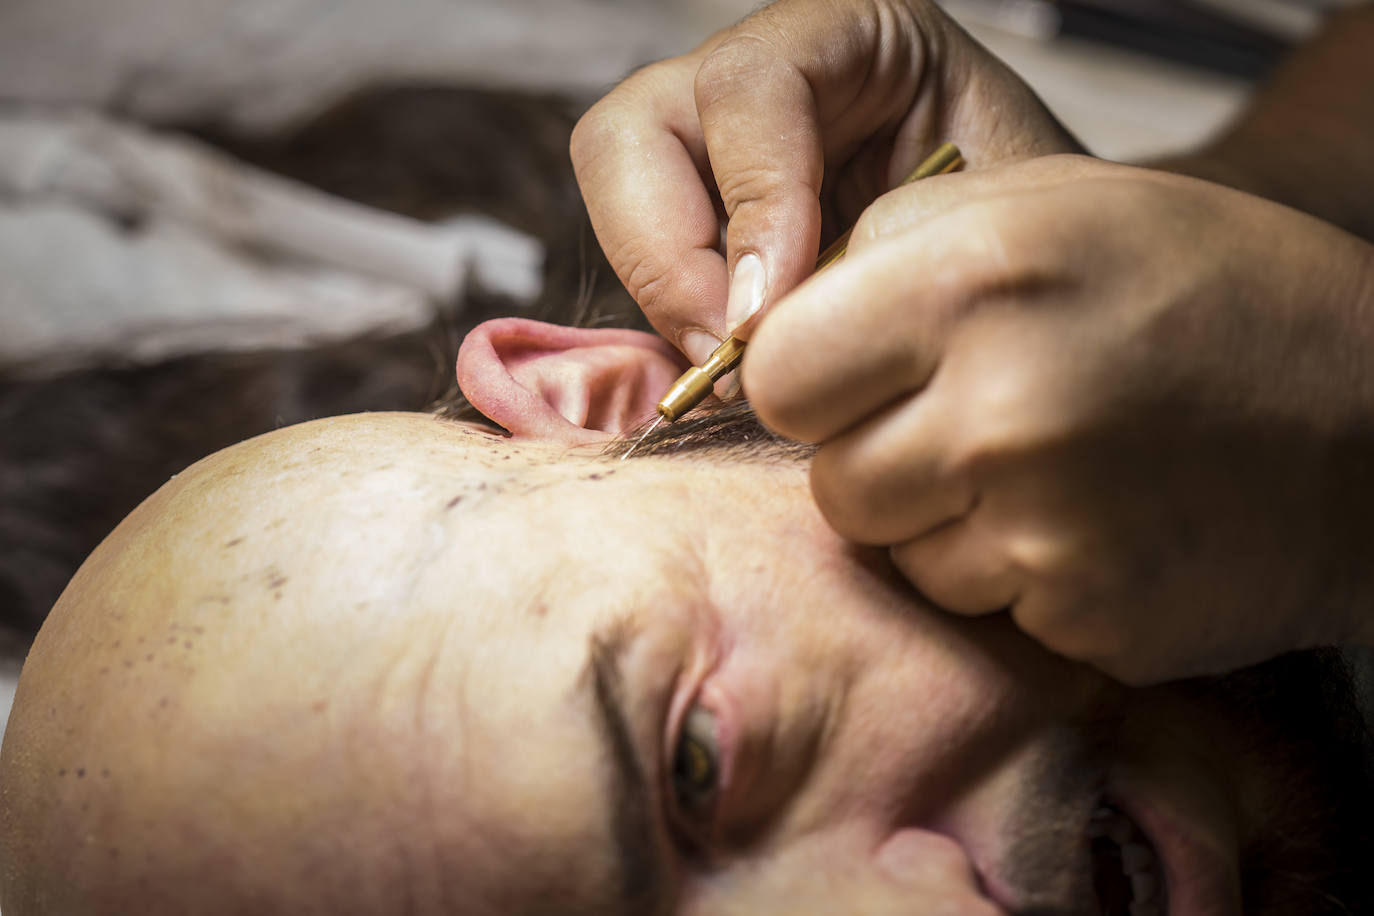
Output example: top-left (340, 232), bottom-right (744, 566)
top-left (890, 526), bottom-right (1018, 618)
top-left (739, 317), bottom-right (814, 441)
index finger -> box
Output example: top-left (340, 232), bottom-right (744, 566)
top-left (744, 197), bottom-right (1031, 444)
top-left (571, 59), bottom-right (731, 364)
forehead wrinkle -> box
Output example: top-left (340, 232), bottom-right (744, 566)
top-left (403, 619), bottom-right (455, 910)
top-left (429, 671), bottom-right (504, 915)
top-left (382, 607), bottom-right (494, 914)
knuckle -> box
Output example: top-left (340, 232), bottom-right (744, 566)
top-left (1108, 661), bottom-right (1157, 689)
top-left (943, 412), bottom-right (1021, 484)
top-left (934, 204), bottom-right (1043, 301)
top-left (568, 95), bottom-right (626, 171)
top-left (894, 540), bottom-right (983, 617)
top-left (619, 250), bottom-right (673, 314)
top-left (934, 410), bottom-right (1012, 497)
top-left (602, 235), bottom-right (675, 316)
top-left (848, 185), bottom-right (921, 250)
top-left (1013, 594), bottom-right (1132, 668)
top-left (940, 363), bottom-right (1055, 480)
top-left (693, 34), bottom-right (771, 108)
top-left (810, 446), bottom-right (902, 545)
top-left (849, 201), bottom-right (886, 248)
top-left (570, 62), bottom-right (675, 172)
top-left (714, 164), bottom-right (793, 216)
top-left (568, 110), bottom-right (607, 174)
top-left (941, 433), bottom-right (990, 486)
top-left (1004, 522), bottom-right (1096, 588)
top-left (891, 541), bottom-right (938, 600)
top-left (1080, 631), bottom-right (1159, 686)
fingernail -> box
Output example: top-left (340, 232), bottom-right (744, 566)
top-left (679, 329), bottom-right (736, 400)
top-left (725, 253), bottom-right (767, 334)
top-left (679, 328), bottom-right (722, 367)
top-left (721, 369), bottom-right (742, 401)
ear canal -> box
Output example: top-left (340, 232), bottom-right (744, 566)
top-left (455, 318), bottom-right (688, 444)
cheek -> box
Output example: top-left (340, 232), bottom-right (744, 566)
top-left (838, 642), bottom-right (1017, 810)
top-left (792, 613), bottom-right (1090, 823)
top-left (680, 824), bottom-right (999, 916)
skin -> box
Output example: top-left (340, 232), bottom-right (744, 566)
top-left (0, 412), bottom-right (1283, 914)
top-left (745, 157), bottom-right (1374, 685)
top-left (571, 0), bottom-right (1374, 684)
top-left (1150, 5), bottom-right (1374, 244)
top-left (569, 0), bottom-right (1082, 365)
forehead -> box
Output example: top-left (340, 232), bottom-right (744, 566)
top-left (373, 418), bottom-right (837, 901)
top-left (178, 412), bottom-right (1021, 913)
top-left (394, 451), bottom-right (747, 912)
top-left (58, 413), bottom-right (1294, 912)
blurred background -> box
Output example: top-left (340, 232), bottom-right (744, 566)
top-left (0, 0), bottom-right (1359, 731)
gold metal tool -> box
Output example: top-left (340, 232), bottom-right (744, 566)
top-left (621, 142), bottom-right (964, 459)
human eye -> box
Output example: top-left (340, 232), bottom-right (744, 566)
top-left (670, 706), bottom-right (721, 830)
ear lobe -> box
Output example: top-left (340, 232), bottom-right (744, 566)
top-left (456, 318), bottom-right (689, 444)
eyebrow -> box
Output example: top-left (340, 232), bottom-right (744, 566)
top-left (585, 617), bottom-right (670, 913)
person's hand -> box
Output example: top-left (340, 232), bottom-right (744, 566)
top-left (570, 0), bottom-right (1081, 368)
top-left (744, 155), bottom-right (1374, 685)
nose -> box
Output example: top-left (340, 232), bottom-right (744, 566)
top-left (683, 828), bottom-right (1009, 915)
top-left (875, 829), bottom-right (1009, 914)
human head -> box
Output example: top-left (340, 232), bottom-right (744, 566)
top-left (1, 318), bottom-right (1369, 914)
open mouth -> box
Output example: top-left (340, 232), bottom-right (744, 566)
top-left (1089, 801), bottom-right (1168, 916)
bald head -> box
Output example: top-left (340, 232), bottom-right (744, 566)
top-left (8, 410), bottom-right (1365, 915)
top-left (0, 414), bottom-right (547, 913)
top-left (0, 411), bottom-right (820, 914)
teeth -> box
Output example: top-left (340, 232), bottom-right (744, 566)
top-left (1089, 804), bottom-right (1167, 914)
top-left (1131, 871), bottom-right (1159, 903)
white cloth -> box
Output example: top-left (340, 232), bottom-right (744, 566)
top-left (0, 0), bottom-right (754, 136)
top-left (0, 110), bottom-right (542, 371)
top-left (0, 0), bottom-right (769, 371)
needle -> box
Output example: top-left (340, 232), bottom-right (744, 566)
top-left (620, 415), bottom-right (664, 460)
top-left (619, 141), bottom-right (964, 461)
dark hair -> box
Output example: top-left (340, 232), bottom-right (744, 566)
top-left (3, 85), bottom-right (1371, 916)
top-left (605, 400), bottom-right (818, 462)
top-left (1196, 650), bottom-right (1374, 914)
top-left (1, 86), bottom-right (638, 637)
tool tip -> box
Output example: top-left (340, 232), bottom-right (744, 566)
top-left (620, 415), bottom-right (664, 461)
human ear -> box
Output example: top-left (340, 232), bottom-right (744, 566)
top-left (455, 318), bottom-right (688, 444)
